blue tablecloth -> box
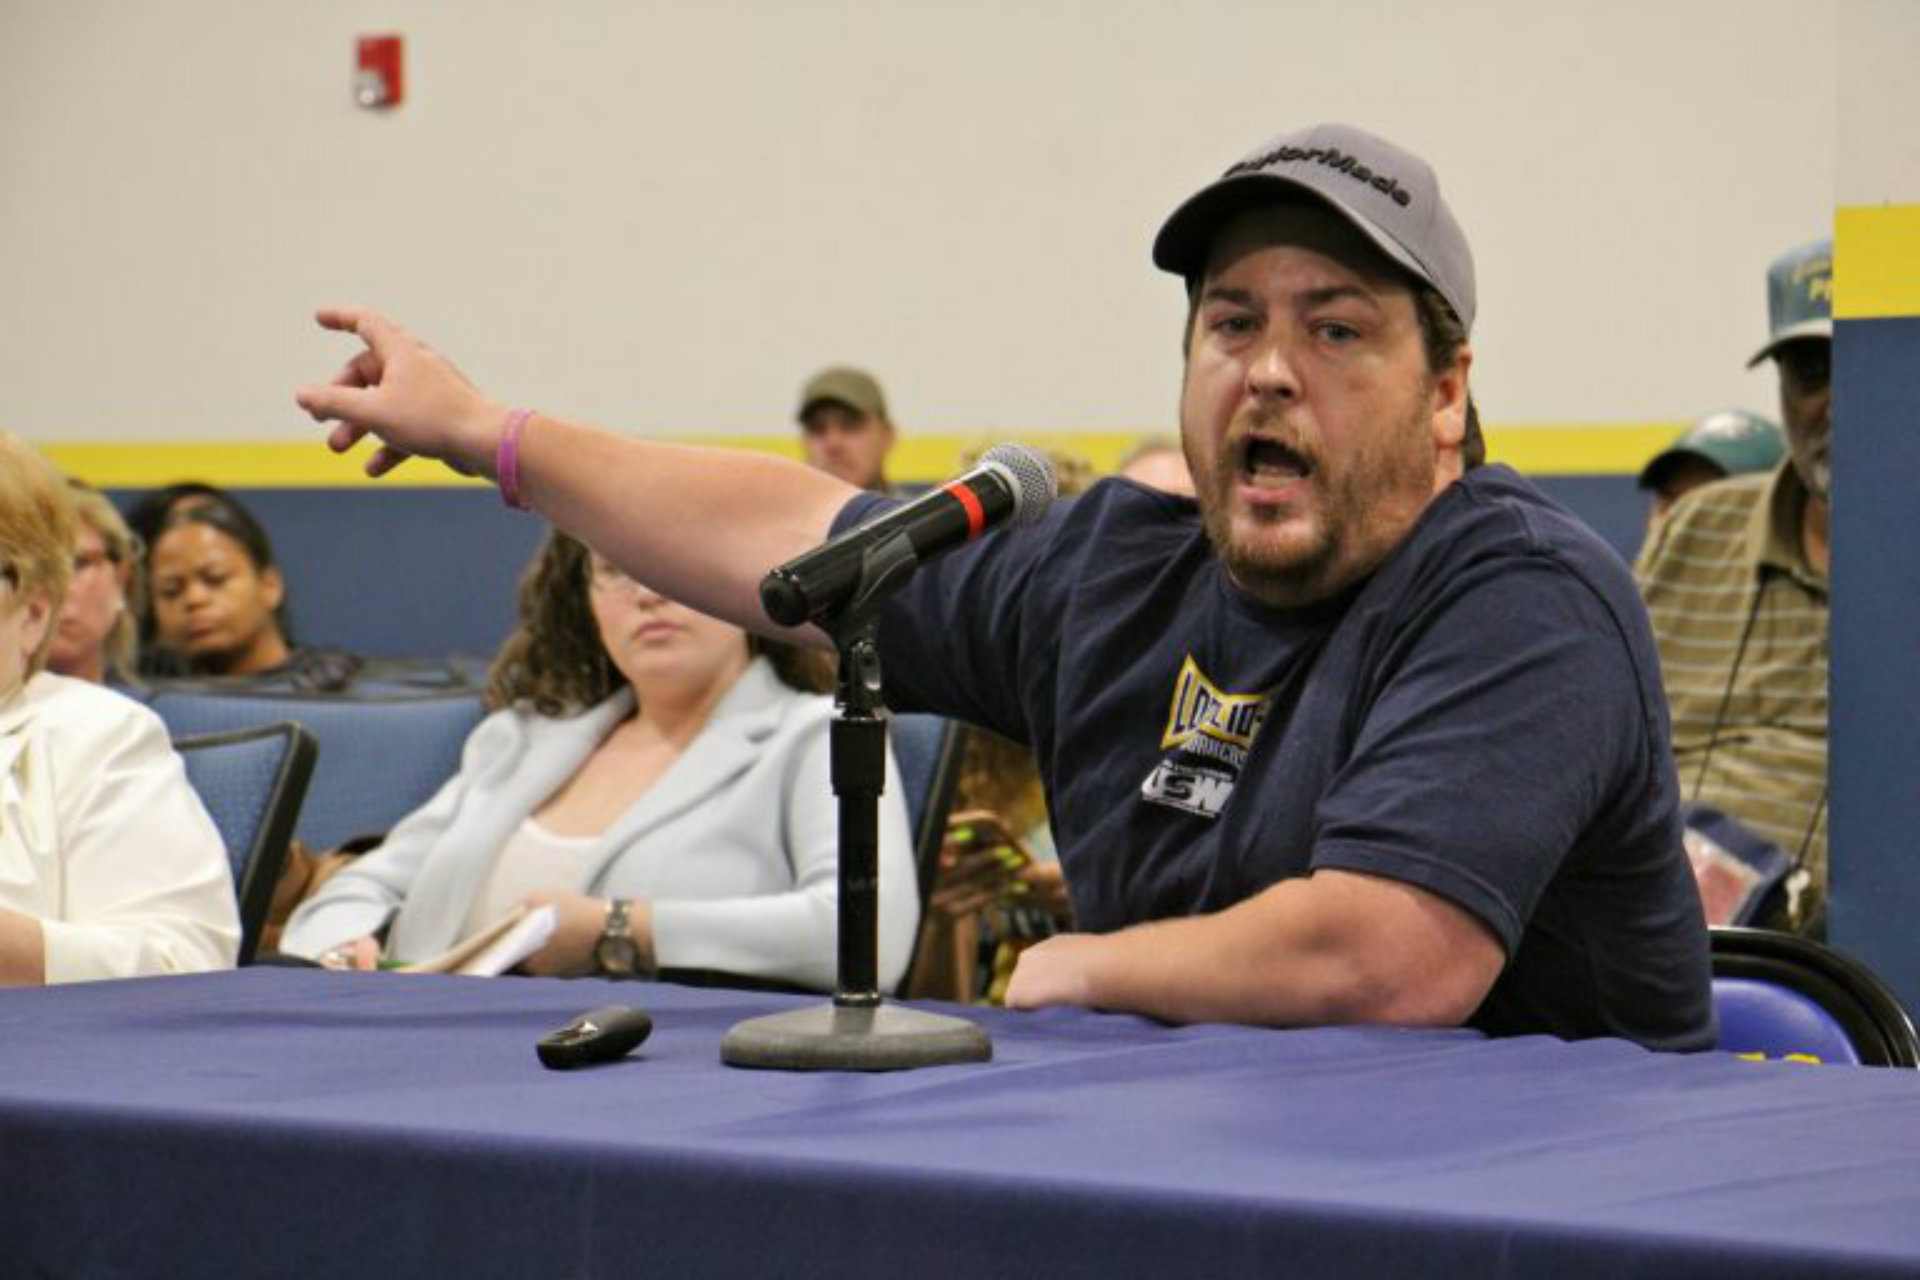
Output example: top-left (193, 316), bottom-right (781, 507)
top-left (2, 969), bottom-right (1918, 1278)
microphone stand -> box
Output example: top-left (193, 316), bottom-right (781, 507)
top-left (720, 606), bottom-right (992, 1072)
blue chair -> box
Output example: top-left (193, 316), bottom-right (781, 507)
top-left (173, 722), bottom-right (318, 965)
top-left (890, 713), bottom-right (972, 908)
top-left (889, 713), bottom-right (973, 995)
top-left (149, 688), bottom-right (486, 851)
top-left (1711, 926), bottom-right (1920, 1068)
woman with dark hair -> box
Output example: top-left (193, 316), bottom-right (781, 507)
top-left (280, 530), bottom-right (918, 992)
top-left (124, 482), bottom-right (228, 665)
top-left (143, 495), bottom-right (358, 690)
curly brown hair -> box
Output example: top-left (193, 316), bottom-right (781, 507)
top-left (486, 530), bottom-right (832, 717)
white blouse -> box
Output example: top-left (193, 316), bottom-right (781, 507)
top-left (0, 672), bottom-right (239, 982)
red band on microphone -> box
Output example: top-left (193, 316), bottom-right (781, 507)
top-left (944, 481), bottom-right (987, 539)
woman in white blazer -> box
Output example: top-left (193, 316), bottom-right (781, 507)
top-left (281, 531), bottom-right (919, 993)
top-left (0, 432), bottom-right (240, 983)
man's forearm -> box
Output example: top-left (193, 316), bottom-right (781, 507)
top-left (297, 308), bottom-right (857, 641)
top-left (1003, 870), bottom-right (1503, 1029)
top-left (514, 418), bottom-right (855, 641)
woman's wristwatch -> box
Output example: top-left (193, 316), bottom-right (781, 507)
top-left (595, 898), bottom-right (642, 978)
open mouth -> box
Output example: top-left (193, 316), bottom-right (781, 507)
top-left (1239, 436), bottom-right (1312, 485)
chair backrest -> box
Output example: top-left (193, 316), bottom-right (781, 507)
top-left (173, 722), bottom-right (318, 966)
top-left (889, 713), bottom-right (972, 996)
top-left (890, 713), bottom-right (972, 907)
top-left (149, 688), bottom-right (486, 851)
top-left (1710, 926), bottom-right (1920, 1068)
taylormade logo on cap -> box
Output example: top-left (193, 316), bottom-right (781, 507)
top-left (1152, 122), bottom-right (1476, 332)
top-left (1223, 144), bottom-right (1414, 207)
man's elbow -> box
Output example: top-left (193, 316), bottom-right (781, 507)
top-left (1273, 871), bottom-right (1505, 1029)
top-left (1368, 977), bottom-right (1488, 1028)
top-left (1304, 952), bottom-right (1494, 1028)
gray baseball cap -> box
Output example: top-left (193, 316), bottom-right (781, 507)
top-left (1747, 238), bottom-right (1832, 367)
top-left (1152, 122), bottom-right (1476, 331)
top-left (1637, 408), bottom-right (1787, 492)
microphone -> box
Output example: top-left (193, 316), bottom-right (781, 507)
top-left (761, 443), bottom-right (1057, 628)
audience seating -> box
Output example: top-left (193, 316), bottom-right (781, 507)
top-left (890, 713), bottom-right (972, 909)
top-left (150, 687), bottom-right (486, 852)
top-left (1710, 926), bottom-right (1920, 1068)
top-left (890, 712), bottom-right (972, 995)
top-left (173, 722), bottom-right (318, 965)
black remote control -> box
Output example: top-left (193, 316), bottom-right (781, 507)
top-left (536, 1004), bottom-right (653, 1069)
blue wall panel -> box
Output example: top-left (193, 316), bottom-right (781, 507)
top-left (1528, 475), bottom-right (1648, 567)
top-left (1829, 315), bottom-right (1920, 1005)
top-left (113, 488), bottom-right (549, 660)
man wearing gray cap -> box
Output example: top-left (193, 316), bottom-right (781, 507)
top-left (1636, 240), bottom-right (1833, 935)
top-left (297, 122), bottom-right (1712, 1050)
top-left (796, 366), bottom-right (898, 492)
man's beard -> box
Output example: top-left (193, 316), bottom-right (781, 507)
top-left (1790, 435), bottom-right (1831, 501)
top-left (1189, 393), bottom-right (1437, 607)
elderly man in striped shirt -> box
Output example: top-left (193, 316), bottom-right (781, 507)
top-left (1636, 239), bottom-right (1832, 935)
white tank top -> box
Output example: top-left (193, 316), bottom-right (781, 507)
top-left (462, 816), bottom-right (603, 935)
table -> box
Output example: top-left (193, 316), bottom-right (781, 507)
top-left (2, 969), bottom-right (1918, 1278)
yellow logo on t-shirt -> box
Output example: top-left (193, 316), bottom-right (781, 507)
top-left (1142, 657), bottom-right (1270, 819)
top-left (1161, 655), bottom-right (1268, 751)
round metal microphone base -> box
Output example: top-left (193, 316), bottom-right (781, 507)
top-left (721, 1001), bottom-right (992, 1072)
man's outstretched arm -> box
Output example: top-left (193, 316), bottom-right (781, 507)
top-left (1003, 869), bottom-right (1505, 1028)
top-left (293, 305), bottom-right (855, 639)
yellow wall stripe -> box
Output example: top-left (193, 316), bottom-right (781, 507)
top-left (35, 442), bottom-right (482, 490)
top-left (37, 423), bottom-right (1683, 489)
top-left (1836, 203), bottom-right (1920, 320)
top-left (1485, 424), bottom-right (1680, 476)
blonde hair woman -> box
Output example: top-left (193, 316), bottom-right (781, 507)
top-left (0, 433), bottom-right (239, 983)
top-left (47, 479), bottom-right (141, 685)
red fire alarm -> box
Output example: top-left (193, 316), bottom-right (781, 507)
top-left (355, 34), bottom-right (405, 109)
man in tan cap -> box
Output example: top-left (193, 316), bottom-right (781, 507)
top-left (796, 366), bottom-right (897, 492)
top-left (1636, 239), bottom-right (1833, 934)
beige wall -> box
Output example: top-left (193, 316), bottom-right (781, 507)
top-left (0, 0), bottom-right (1842, 444)
top-left (1839, 0), bottom-right (1920, 204)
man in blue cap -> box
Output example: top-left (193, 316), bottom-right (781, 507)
top-left (1638, 408), bottom-right (1787, 530)
top-left (1636, 240), bottom-right (1833, 933)
top-left (297, 123), bottom-right (1713, 1050)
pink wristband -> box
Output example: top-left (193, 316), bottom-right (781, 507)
top-left (496, 408), bottom-right (535, 510)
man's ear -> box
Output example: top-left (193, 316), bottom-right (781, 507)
top-left (261, 566), bottom-right (286, 612)
top-left (1429, 344), bottom-right (1473, 457)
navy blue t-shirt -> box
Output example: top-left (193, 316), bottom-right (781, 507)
top-left (838, 465), bottom-right (1713, 1051)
